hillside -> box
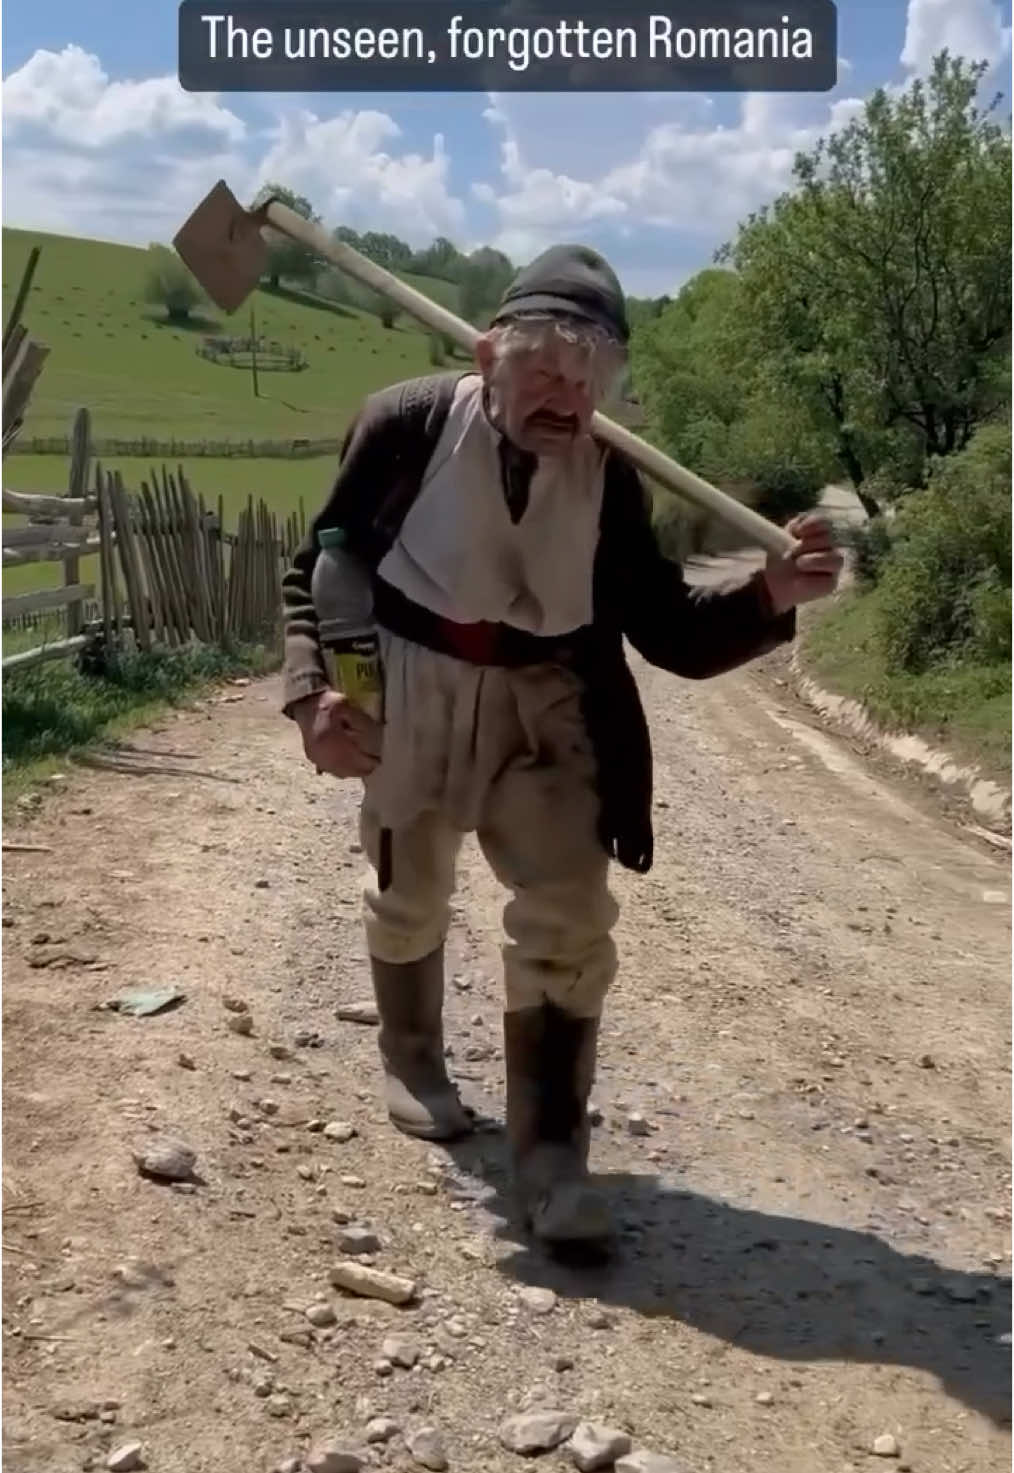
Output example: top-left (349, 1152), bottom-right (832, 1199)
top-left (1, 227), bottom-right (464, 444)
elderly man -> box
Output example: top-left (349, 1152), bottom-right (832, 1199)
top-left (281, 244), bottom-right (841, 1253)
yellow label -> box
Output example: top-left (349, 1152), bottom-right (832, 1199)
top-left (329, 647), bottom-right (383, 722)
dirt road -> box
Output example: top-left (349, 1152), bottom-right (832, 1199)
top-left (3, 652), bottom-right (1010, 1473)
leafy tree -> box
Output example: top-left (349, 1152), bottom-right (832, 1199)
top-left (143, 244), bottom-right (207, 323)
top-left (459, 247), bottom-right (515, 327)
top-left (252, 182), bottom-right (321, 289)
top-left (721, 53), bottom-right (1012, 512)
top-left (410, 236), bottom-right (467, 283)
top-left (351, 283), bottom-right (400, 329)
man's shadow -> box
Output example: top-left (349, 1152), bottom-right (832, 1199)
top-left (443, 1129), bottom-right (1012, 1428)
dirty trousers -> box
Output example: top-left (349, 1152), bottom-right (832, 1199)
top-left (359, 633), bottom-right (619, 1017)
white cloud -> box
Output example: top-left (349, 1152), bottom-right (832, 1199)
top-left (2, 45), bottom-right (466, 249)
top-left (475, 85), bottom-right (865, 268)
top-left (900, 0), bottom-right (1012, 74)
top-left (3, 45), bottom-right (245, 150)
top-left (255, 108), bottom-right (465, 244)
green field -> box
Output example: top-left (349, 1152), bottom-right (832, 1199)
top-left (2, 226), bottom-right (464, 443)
top-left (2, 225), bottom-right (473, 610)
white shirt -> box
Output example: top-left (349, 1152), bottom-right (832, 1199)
top-left (376, 374), bottom-right (605, 636)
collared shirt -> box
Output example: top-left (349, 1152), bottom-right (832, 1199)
top-left (375, 373), bottom-right (606, 637)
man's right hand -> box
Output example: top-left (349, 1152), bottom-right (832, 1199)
top-left (292, 689), bottom-right (382, 779)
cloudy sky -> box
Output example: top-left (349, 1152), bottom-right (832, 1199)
top-left (3, 0), bottom-right (1011, 295)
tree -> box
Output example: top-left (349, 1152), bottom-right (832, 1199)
top-left (252, 182), bottom-right (321, 289)
top-left (351, 283), bottom-right (400, 329)
top-left (410, 236), bottom-right (467, 283)
top-left (142, 244), bottom-right (207, 323)
top-left (459, 247), bottom-right (515, 327)
top-left (721, 53), bottom-right (1012, 512)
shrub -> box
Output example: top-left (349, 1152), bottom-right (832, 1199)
top-left (142, 243), bottom-right (207, 323)
top-left (875, 422), bottom-right (1011, 672)
top-left (841, 518), bottom-right (894, 589)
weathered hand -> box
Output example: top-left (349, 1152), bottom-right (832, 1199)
top-left (292, 689), bottom-right (382, 779)
top-left (763, 512), bottom-right (844, 615)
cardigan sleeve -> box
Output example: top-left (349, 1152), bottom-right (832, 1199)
top-left (601, 454), bottom-right (797, 680)
top-left (279, 397), bottom-right (389, 716)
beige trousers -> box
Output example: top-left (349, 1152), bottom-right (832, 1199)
top-left (360, 641), bottom-right (619, 1017)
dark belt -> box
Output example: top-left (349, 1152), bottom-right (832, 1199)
top-left (372, 574), bottom-right (590, 668)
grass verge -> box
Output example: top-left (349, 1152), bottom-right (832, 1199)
top-left (801, 590), bottom-right (1011, 784)
top-left (2, 642), bottom-right (278, 809)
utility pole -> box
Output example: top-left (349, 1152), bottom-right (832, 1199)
top-left (249, 305), bottom-right (260, 398)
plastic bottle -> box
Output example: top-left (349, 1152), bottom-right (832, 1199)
top-left (311, 527), bottom-right (383, 722)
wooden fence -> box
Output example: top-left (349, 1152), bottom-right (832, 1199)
top-left (8, 433), bottom-right (342, 460)
top-left (2, 410), bottom-right (307, 674)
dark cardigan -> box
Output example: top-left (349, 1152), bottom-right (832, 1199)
top-left (281, 372), bottom-right (796, 874)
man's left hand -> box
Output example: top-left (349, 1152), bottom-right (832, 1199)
top-left (763, 512), bottom-right (844, 615)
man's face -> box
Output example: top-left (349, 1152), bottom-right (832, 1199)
top-left (477, 318), bottom-right (623, 457)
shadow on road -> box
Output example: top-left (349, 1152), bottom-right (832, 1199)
top-left (444, 1131), bottom-right (1012, 1429)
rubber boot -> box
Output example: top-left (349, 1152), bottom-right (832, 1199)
top-left (370, 948), bottom-right (473, 1141)
top-left (503, 1003), bottom-right (613, 1251)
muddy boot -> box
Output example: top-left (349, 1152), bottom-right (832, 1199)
top-left (370, 948), bottom-right (473, 1141)
top-left (504, 1004), bottom-right (613, 1254)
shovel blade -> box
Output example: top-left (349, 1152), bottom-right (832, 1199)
top-left (172, 180), bottom-right (267, 314)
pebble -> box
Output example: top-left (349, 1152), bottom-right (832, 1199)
top-left (177, 1052), bottom-right (196, 1070)
top-left (232, 1068), bottom-right (252, 1081)
top-left (616, 1454), bottom-right (690, 1473)
top-left (554, 1355), bottom-right (575, 1373)
top-left (755, 1391), bottom-right (774, 1406)
top-left (305, 1447), bottom-right (366, 1473)
top-left (366, 1417), bottom-right (401, 1444)
top-left (223, 996), bottom-right (249, 1013)
top-left (324, 1121), bottom-right (358, 1144)
top-left (133, 1139), bottom-right (196, 1182)
top-left (228, 1012), bottom-right (254, 1036)
top-left (499, 1411), bottom-right (578, 1455)
top-left (568, 1421), bottom-right (633, 1471)
top-left (872, 1433), bottom-right (900, 1458)
top-left (690, 1394), bottom-right (712, 1408)
top-left (305, 1302), bottom-right (337, 1327)
top-left (267, 1394), bottom-right (292, 1418)
top-left (276, 1460), bottom-right (301, 1473)
top-left (519, 1286), bottom-right (557, 1315)
top-left (337, 1003), bottom-right (379, 1025)
top-left (269, 1043), bottom-right (292, 1060)
top-left (339, 1226), bottom-right (381, 1255)
top-left (330, 1261), bottom-right (417, 1305)
top-left (106, 1446), bottom-right (144, 1472)
top-left (382, 1334), bottom-right (422, 1368)
top-left (586, 1308), bottom-right (613, 1330)
top-left (407, 1425), bottom-right (448, 1470)
top-left (626, 1113), bottom-right (651, 1137)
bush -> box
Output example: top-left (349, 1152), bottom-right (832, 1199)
top-left (841, 518), bottom-right (895, 588)
top-left (142, 243), bottom-right (207, 323)
top-left (875, 422), bottom-right (1011, 672)
top-left (350, 283), bottom-right (399, 328)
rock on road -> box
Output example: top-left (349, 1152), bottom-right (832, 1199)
top-left (2, 654), bottom-right (1010, 1473)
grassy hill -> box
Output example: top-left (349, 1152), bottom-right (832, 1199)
top-left (2, 226), bottom-right (465, 444)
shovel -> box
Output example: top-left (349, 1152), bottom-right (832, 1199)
top-left (173, 180), bottom-right (795, 555)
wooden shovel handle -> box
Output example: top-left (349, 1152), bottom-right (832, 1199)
top-left (262, 197), bottom-right (796, 556)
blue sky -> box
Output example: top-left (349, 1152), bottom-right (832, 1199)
top-left (3, 1), bottom-right (1011, 294)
